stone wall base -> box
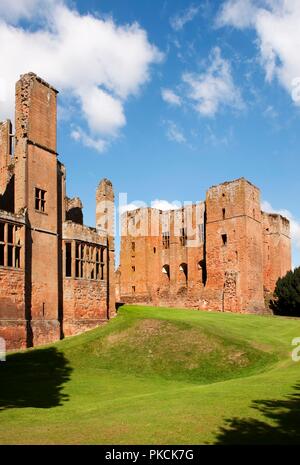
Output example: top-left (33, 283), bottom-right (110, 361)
top-left (0, 320), bottom-right (27, 350)
top-left (63, 319), bottom-right (108, 338)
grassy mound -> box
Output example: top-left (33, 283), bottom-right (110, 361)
top-left (0, 305), bottom-right (299, 444)
top-left (75, 311), bottom-right (276, 384)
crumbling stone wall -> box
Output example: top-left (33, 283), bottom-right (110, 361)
top-left (118, 178), bottom-right (292, 314)
top-left (119, 203), bottom-right (206, 308)
top-left (65, 197), bottom-right (84, 224)
top-left (0, 73), bottom-right (115, 350)
top-left (262, 212), bottom-right (292, 293)
top-left (62, 221), bottom-right (110, 335)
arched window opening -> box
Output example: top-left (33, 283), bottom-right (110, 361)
top-left (162, 264), bottom-right (170, 279)
top-left (179, 263), bottom-right (188, 282)
top-left (197, 259), bottom-right (206, 285)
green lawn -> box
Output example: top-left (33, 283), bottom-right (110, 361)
top-left (1, 305), bottom-right (300, 444)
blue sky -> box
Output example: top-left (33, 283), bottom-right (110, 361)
top-left (0, 0), bottom-right (299, 266)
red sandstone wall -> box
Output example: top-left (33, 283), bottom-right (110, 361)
top-left (96, 179), bottom-right (116, 318)
top-left (27, 145), bottom-right (59, 324)
top-left (119, 179), bottom-right (292, 315)
top-left (0, 268), bottom-right (27, 349)
top-left (62, 221), bottom-right (110, 336)
top-left (262, 212), bottom-right (292, 292)
top-left (0, 74), bottom-right (116, 350)
top-left (0, 120), bottom-right (13, 195)
top-left (15, 73), bottom-right (57, 152)
top-left (13, 73), bottom-right (61, 346)
top-left (119, 203), bottom-right (206, 308)
top-left (205, 178), bottom-right (265, 313)
top-left (63, 278), bottom-right (108, 336)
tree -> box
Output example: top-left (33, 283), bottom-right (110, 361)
top-left (273, 267), bottom-right (300, 316)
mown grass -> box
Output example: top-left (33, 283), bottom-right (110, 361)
top-left (1, 305), bottom-right (300, 444)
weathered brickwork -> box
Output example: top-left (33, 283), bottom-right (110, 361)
top-left (118, 178), bottom-right (292, 314)
top-left (0, 73), bottom-right (115, 350)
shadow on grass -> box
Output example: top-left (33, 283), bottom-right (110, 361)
top-left (0, 347), bottom-right (72, 411)
top-left (215, 383), bottom-right (300, 444)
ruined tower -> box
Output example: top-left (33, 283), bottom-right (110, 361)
top-left (0, 73), bottom-right (116, 350)
top-left (203, 178), bottom-right (265, 313)
top-left (14, 73), bottom-right (61, 345)
top-left (262, 212), bottom-right (292, 294)
top-left (96, 179), bottom-right (116, 317)
top-left (118, 177), bottom-right (291, 314)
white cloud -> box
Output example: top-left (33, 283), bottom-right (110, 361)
top-left (170, 5), bottom-right (199, 31)
top-left (151, 199), bottom-right (181, 210)
top-left (216, 0), bottom-right (258, 29)
top-left (217, 0), bottom-right (300, 105)
top-left (161, 88), bottom-right (182, 106)
top-left (261, 200), bottom-right (300, 251)
top-left (0, 0), bottom-right (162, 151)
top-left (71, 128), bottom-right (107, 153)
top-left (119, 202), bottom-right (143, 215)
top-left (0, 0), bottom-right (59, 23)
top-left (77, 86), bottom-right (125, 136)
top-left (182, 47), bottom-right (244, 116)
top-left (165, 120), bottom-right (186, 144)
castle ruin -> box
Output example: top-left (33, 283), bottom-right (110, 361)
top-left (117, 178), bottom-right (291, 313)
top-left (0, 73), bottom-right (115, 350)
top-left (0, 73), bottom-right (293, 351)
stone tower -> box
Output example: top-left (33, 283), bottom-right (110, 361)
top-left (14, 72), bottom-right (61, 345)
top-left (205, 178), bottom-right (265, 313)
top-left (96, 178), bottom-right (116, 317)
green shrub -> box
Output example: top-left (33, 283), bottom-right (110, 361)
top-left (273, 267), bottom-right (300, 316)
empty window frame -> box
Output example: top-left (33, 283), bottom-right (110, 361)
top-left (72, 241), bottom-right (105, 280)
top-left (179, 263), bottom-right (188, 282)
top-left (198, 260), bottom-right (207, 285)
top-left (162, 264), bottom-right (170, 279)
top-left (35, 188), bottom-right (46, 212)
top-left (198, 223), bottom-right (205, 244)
top-left (180, 228), bottom-right (187, 247)
top-left (222, 234), bottom-right (228, 246)
top-left (65, 242), bottom-right (72, 277)
top-left (162, 232), bottom-right (170, 249)
top-left (0, 221), bottom-right (22, 268)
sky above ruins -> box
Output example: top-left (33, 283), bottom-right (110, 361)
top-left (0, 0), bottom-right (299, 266)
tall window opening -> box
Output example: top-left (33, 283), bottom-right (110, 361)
top-left (222, 234), bottom-right (228, 246)
top-left (71, 241), bottom-right (105, 280)
top-left (162, 264), bottom-right (170, 279)
top-left (179, 263), bottom-right (188, 282)
top-left (65, 242), bottom-right (72, 277)
top-left (35, 188), bottom-right (46, 212)
top-left (180, 228), bottom-right (187, 246)
top-left (162, 232), bottom-right (170, 249)
top-left (0, 221), bottom-right (22, 269)
top-left (198, 224), bottom-right (205, 243)
top-left (198, 260), bottom-right (207, 285)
